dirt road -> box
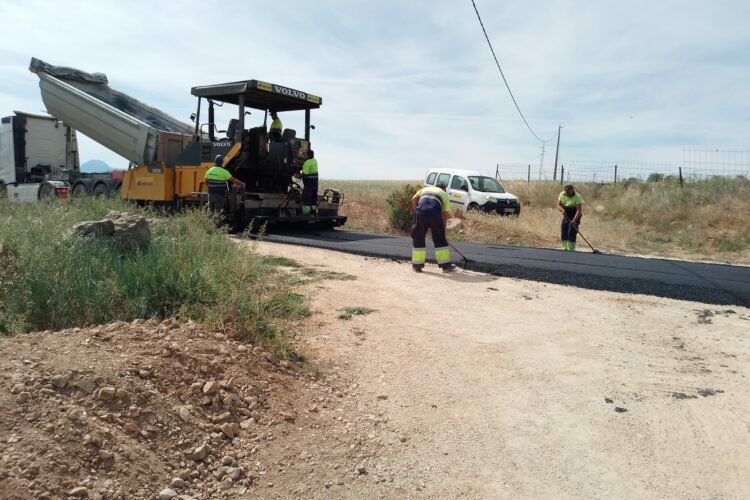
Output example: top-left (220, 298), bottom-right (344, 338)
top-left (253, 241), bottom-right (750, 499)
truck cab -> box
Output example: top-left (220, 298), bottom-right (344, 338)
top-left (423, 168), bottom-right (521, 215)
top-left (1, 109), bottom-right (123, 202)
top-left (0, 111), bottom-right (77, 201)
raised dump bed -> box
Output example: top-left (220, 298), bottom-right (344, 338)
top-left (29, 58), bottom-right (193, 166)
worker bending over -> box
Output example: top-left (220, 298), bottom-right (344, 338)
top-left (269, 110), bottom-right (282, 142)
top-left (411, 183), bottom-right (455, 272)
top-left (205, 154), bottom-right (246, 214)
top-left (298, 150), bottom-right (318, 215)
top-left (556, 183), bottom-right (583, 251)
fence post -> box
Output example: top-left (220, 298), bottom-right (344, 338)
top-left (679, 166), bottom-right (684, 188)
top-left (614, 164), bottom-right (618, 184)
top-left (527, 164), bottom-right (531, 184)
top-left (560, 166), bottom-right (564, 186)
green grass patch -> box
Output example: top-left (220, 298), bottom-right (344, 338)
top-left (338, 306), bottom-right (376, 320)
top-left (294, 267), bottom-right (357, 282)
top-left (718, 235), bottom-right (750, 252)
top-left (301, 268), bottom-right (357, 281)
top-left (0, 198), bottom-right (308, 349)
top-left (260, 256), bottom-right (301, 267)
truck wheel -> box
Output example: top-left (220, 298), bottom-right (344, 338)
top-left (93, 183), bottom-right (110, 198)
top-left (38, 183), bottom-right (55, 200)
top-left (72, 184), bottom-right (89, 198)
top-left (468, 203), bottom-right (480, 212)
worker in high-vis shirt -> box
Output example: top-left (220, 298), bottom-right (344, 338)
top-left (556, 183), bottom-right (583, 251)
top-left (410, 183), bottom-right (455, 273)
top-left (204, 155), bottom-right (245, 214)
top-left (297, 149), bottom-right (319, 215)
top-left (269, 110), bottom-right (283, 142)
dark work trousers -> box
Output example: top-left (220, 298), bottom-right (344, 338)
top-left (208, 191), bottom-right (227, 214)
top-left (302, 176), bottom-right (319, 208)
top-left (270, 130), bottom-right (282, 142)
top-left (411, 210), bottom-right (450, 266)
top-left (561, 207), bottom-right (580, 243)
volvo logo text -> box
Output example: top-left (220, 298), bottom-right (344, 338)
top-left (273, 85), bottom-right (307, 100)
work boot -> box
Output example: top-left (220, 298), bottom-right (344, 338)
top-left (440, 264), bottom-right (456, 273)
top-left (412, 264), bottom-right (423, 273)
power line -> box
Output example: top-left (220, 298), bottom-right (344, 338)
top-left (470, 0), bottom-right (557, 144)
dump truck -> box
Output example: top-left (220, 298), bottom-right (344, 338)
top-left (29, 58), bottom-right (346, 229)
top-left (0, 110), bottom-right (122, 202)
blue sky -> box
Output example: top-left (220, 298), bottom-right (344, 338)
top-left (1, 0), bottom-right (748, 179)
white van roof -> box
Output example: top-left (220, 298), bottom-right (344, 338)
top-left (425, 168), bottom-right (487, 178)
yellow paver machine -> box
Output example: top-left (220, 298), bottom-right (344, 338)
top-left (31, 57), bottom-right (346, 230)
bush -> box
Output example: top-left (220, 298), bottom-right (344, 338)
top-left (386, 183), bottom-right (418, 232)
top-left (0, 198), bottom-right (307, 344)
top-left (647, 173), bottom-right (665, 183)
top-left (623, 177), bottom-right (641, 187)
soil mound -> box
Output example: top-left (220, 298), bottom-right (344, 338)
top-left (0, 319), bottom-right (382, 499)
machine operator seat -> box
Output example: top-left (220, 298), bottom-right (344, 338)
top-left (226, 119), bottom-right (238, 141)
top-left (282, 129), bottom-right (296, 141)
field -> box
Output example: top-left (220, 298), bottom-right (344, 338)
top-left (328, 177), bottom-right (750, 264)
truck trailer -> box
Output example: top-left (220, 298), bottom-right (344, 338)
top-left (29, 58), bottom-right (346, 229)
top-left (0, 110), bottom-right (122, 202)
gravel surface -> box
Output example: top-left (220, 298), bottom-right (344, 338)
top-left (253, 240), bottom-right (750, 499)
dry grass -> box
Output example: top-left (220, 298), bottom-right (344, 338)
top-left (329, 180), bottom-right (417, 233)
top-left (327, 177), bottom-right (750, 264)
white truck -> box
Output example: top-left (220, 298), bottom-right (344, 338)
top-left (0, 110), bottom-right (122, 202)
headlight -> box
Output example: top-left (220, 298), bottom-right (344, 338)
top-left (484, 194), bottom-right (492, 201)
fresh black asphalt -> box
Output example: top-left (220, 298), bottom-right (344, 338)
top-left (262, 230), bottom-right (750, 307)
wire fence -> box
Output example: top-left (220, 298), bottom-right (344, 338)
top-left (495, 150), bottom-right (750, 185)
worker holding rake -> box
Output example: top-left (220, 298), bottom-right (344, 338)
top-left (556, 184), bottom-right (583, 251)
top-left (410, 183), bottom-right (455, 272)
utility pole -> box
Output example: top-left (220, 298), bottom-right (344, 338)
top-left (538, 145), bottom-right (545, 180)
top-left (552, 125), bottom-right (562, 181)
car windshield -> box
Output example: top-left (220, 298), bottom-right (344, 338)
top-left (468, 176), bottom-right (505, 193)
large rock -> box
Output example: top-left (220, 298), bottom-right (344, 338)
top-left (73, 219), bottom-right (115, 237)
top-left (73, 211), bottom-right (150, 252)
top-left (106, 211), bottom-right (151, 251)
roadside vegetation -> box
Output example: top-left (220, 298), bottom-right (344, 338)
top-left (330, 176), bottom-right (750, 264)
top-left (338, 306), bottom-right (377, 320)
top-left (0, 198), bottom-right (308, 353)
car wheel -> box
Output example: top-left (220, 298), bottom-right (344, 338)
top-left (467, 203), bottom-right (480, 212)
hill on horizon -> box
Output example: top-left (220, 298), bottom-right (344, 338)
top-left (80, 159), bottom-right (113, 173)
